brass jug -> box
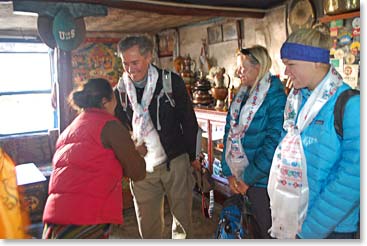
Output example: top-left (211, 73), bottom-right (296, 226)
top-left (180, 55), bottom-right (196, 79)
top-left (324, 0), bottom-right (360, 15)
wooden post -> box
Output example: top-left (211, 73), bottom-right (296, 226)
top-left (56, 48), bottom-right (75, 132)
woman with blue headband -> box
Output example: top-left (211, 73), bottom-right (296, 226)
top-left (221, 45), bottom-right (287, 238)
top-left (267, 24), bottom-right (360, 239)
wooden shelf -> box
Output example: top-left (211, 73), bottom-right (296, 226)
top-left (319, 10), bottom-right (360, 23)
top-left (195, 107), bottom-right (229, 204)
top-left (194, 107), bottom-right (227, 124)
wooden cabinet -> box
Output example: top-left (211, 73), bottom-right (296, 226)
top-left (194, 107), bottom-right (231, 204)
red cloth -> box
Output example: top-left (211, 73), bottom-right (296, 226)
top-left (43, 109), bottom-right (123, 225)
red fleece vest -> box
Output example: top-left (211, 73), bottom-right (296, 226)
top-left (43, 109), bottom-right (124, 225)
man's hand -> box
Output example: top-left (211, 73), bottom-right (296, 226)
top-left (191, 159), bottom-right (201, 171)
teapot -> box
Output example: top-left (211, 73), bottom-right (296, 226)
top-left (192, 70), bottom-right (213, 106)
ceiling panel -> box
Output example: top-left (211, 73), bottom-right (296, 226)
top-left (0, 0), bottom-right (286, 38)
top-left (83, 8), bottom-right (214, 34)
top-left (155, 0), bottom-right (286, 9)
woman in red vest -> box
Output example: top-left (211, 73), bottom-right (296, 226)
top-left (42, 78), bottom-right (146, 239)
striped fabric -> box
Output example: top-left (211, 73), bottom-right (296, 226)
top-left (42, 223), bottom-right (111, 239)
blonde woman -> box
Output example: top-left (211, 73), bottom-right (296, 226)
top-left (267, 25), bottom-right (360, 239)
top-left (221, 45), bottom-right (287, 238)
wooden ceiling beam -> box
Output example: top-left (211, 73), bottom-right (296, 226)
top-left (12, 0), bottom-right (266, 18)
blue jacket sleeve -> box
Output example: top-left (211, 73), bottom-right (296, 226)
top-left (221, 78), bottom-right (286, 183)
top-left (299, 95), bottom-right (360, 238)
top-left (242, 83), bottom-right (286, 185)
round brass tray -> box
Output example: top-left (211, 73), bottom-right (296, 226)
top-left (288, 0), bottom-right (315, 34)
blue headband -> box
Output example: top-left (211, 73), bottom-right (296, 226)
top-left (280, 42), bottom-right (330, 64)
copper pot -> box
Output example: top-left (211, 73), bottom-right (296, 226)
top-left (211, 87), bottom-right (228, 111)
top-left (211, 87), bottom-right (228, 101)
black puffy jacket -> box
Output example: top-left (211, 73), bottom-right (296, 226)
top-left (114, 66), bottom-right (199, 166)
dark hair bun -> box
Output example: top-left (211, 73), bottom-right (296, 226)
top-left (69, 78), bottom-right (113, 111)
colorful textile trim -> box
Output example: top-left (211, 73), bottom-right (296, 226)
top-left (42, 223), bottom-right (111, 239)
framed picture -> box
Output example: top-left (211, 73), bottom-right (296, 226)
top-left (222, 22), bottom-right (238, 42)
top-left (207, 25), bottom-right (223, 44)
top-left (158, 30), bottom-right (174, 57)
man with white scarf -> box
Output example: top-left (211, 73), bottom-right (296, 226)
top-left (113, 35), bottom-right (199, 239)
top-left (267, 24), bottom-right (360, 239)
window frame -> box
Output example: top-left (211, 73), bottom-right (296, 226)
top-left (0, 40), bottom-right (56, 137)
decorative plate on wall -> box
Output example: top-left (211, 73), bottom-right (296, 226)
top-left (288, 0), bottom-right (316, 34)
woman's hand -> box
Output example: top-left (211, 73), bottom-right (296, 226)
top-left (135, 142), bottom-right (147, 157)
top-left (236, 180), bottom-right (249, 195)
top-left (228, 176), bottom-right (240, 194)
top-left (228, 176), bottom-right (249, 195)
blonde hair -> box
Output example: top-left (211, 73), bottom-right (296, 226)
top-left (286, 23), bottom-right (332, 50)
top-left (237, 45), bottom-right (272, 93)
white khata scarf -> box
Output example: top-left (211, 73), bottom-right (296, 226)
top-left (225, 72), bottom-right (271, 179)
top-left (119, 64), bottom-right (167, 172)
top-left (267, 66), bottom-right (343, 239)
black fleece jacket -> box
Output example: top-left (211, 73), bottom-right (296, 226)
top-left (114, 66), bottom-right (199, 165)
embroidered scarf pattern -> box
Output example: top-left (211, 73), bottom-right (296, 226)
top-left (119, 65), bottom-right (168, 172)
top-left (225, 72), bottom-right (271, 179)
top-left (267, 66), bottom-right (343, 239)
top-left (122, 64), bottom-right (158, 145)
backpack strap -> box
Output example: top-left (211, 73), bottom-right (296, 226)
top-left (201, 189), bottom-right (214, 219)
top-left (118, 91), bottom-right (128, 112)
top-left (334, 89), bottom-right (360, 137)
top-left (119, 71), bottom-right (175, 111)
top-left (117, 77), bottom-right (128, 111)
top-left (156, 70), bottom-right (176, 132)
top-left (162, 69), bottom-right (175, 107)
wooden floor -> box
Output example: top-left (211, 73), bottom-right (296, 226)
top-left (28, 192), bottom-right (223, 239)
top-left (109, 192), bottom-right (223, 239)
top-left (29, 193), bottom-right (361, 239)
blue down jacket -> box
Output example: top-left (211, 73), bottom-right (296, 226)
top-left (221, 76), bottom-right (286, 187)
top-left (296, 83), bottom-right (360, 239)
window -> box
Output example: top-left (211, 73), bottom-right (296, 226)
top-left (0, 42), bottom-right (55, 136)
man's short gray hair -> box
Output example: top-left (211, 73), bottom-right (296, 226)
top-left (117, 35), bottom-right (153, 56)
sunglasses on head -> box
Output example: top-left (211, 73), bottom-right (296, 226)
top-left (240, 48), bottom-right (259, 64)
